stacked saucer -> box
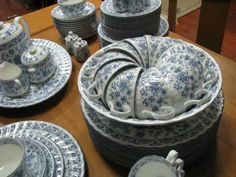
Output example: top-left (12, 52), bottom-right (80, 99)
top-left (51, 2), bottom-right (98, 38)
top-left (0, 121), bottom-right (85, 177)
top-left (98, 16), bottom-right (169, 47)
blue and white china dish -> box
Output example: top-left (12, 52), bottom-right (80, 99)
top-left (0, 16), bottom-right (31, 64)
top-left (81, 91), bottom-right (223, 167)
top-left (78, 36), bottom-right (222, 124)
top-left (0, 62), bottom-right (29, 98)
top-left (19, 133), bottom-right (64, 177)
top-left (51, 2), bottom-right (97, 38)
top-left (0, 137), bottom-right (24, 177)
top-left (0, 39), bottom-right (72, 108)
top-left (0, 121), bottom-right (86, 177)
top-left (128, 150), bottom-right (185, 177)
top-left (97, 16), bottom-right (169, 48)
top-left (57, 0), bottom-right (86, 17)
top-left (112, 0), bottom-right (128, 12)
top-left (16, 139), bottom-right (46, 177)
top-left (100, 0), bottom-right (161, 41)
top-left (21, 45), bottom-right (56, 83)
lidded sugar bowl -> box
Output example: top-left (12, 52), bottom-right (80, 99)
top-left (0, 16), bottom-right (31, 64)
top-left (21, 45), bottom-right (56, 83)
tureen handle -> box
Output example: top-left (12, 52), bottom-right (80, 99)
top-left (108, 101), bottom-right (132, 118)
top-left (141, 106), bottom-right (175, 120)
top-left (14, 16), bottom-right (30, 40)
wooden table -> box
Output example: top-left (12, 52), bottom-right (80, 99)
top-left (1, 1), bottom-right (236, 177)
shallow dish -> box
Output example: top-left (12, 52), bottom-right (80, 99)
top-left (78, 36), bottom-right (222, 125)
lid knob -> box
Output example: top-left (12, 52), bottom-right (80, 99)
top-left (28, 46), bottom-right (37, 55)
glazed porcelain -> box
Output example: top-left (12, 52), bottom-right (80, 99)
top-left (128, 150), bottom-right (185, 177)
top-left (112, 0), bottom-right (128, 12)
top-left (21, 45), bottom-right (56, 83)
top-left (97, 16), bottom-right (169, 48)
top-left (106, 67), bottom-right (143, 118)
top-left (128, 0), bottom-right (144, 13)
top-left (0, 61), bottom-right (29, 97)
top-left (0, 16), bottom-right (31, 64)
top-left (0, 120), bottom-right (85, 177)
top-left (0, 39), bottom-right (72, 108)
top-left (65, 31), bottom-right (80, 54)
top-left (58, 0), bottom-right (86, 17)
top-left (73, 39), bottom-right (91, 62)
top-left (16, 139), bottom-right (46, 177)
top-left (78, 36), bottom-right (222, 125)
top-left (86, 61), bottom-right (138, 101)
top-left (0, 137), bottom-right (24, 177)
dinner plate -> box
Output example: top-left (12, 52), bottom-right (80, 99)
top-left (0, 121), bottom-right (85, 177)
top-left (0, 39), bottom-right (72, 108)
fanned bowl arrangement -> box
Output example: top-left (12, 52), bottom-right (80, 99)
top-left (78, 35), bottom-right (223, 168)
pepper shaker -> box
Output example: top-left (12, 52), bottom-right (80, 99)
top-left (65, 31), bottom-right (80, 55)
top-left (73, 39), bottom-right (91, 62)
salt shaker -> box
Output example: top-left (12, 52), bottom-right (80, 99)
top-left (73, 39), bottom-right (91, 62)
top-left (65, 31), bottom-right (80, 55)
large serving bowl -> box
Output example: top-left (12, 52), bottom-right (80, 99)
top-left (78, 36), bottom-right (222, 125)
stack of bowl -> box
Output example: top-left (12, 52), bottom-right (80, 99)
top-left (51, 0), bottom-right (98, 38)
top-left (78, 36), bottom-right (223, 168)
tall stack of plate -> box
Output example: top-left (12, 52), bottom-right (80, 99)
top-left (0, 121), bottom-right (85, 177)
top-left (98, 0), bottom-right (169, 47)
top-left (78, 36), bottom-right (223, 168)
top-left (51, 2), bottom-right (98, 38)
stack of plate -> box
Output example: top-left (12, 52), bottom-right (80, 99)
top-left (81, 92), bottom-right (223, 168)
top-left (98, 16), bottom-right (169, 47)
top-left (51, 2), bottom-right (98, 38)
top-left (0, 121), bottom-right (85, 177)
top-left (98, 0), bottom-right (169, 47)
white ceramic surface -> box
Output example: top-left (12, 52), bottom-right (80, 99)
top-left (0, 137), bottom-right (24, 177)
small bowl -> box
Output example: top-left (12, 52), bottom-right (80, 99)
top-left (58, 0), bottom-right (86, 17)
top-left (21, 45), bottom-right (56, 83)
top-left (0, 137), bottom-right (25, 177)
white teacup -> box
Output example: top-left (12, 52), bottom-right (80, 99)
top-left (0, 62), bottom-right (29, 97)
top-left (0, 137), bottom-right (25, 177)
top-left (58, 0), bottom-right (86, 17)
top-left (128, 150), bottom-right (185, 177)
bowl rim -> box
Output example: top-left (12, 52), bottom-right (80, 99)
top-left (78, 36), bottom-right (222, 126)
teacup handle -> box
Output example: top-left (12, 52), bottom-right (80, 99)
top-left (14, 16), bottom-right (30, 40)
top-left (85, 82), bottom-right (103, 100)
top-left (173, 158), bottom-right (185, 177)
top-left (166, 150), bottom-right (178, 165)
top-left (108, 101), bottom-right (132, 118)
top-left (81, 66), bottom-right (96, 80)
top-left (184, 89), bottom-right (212, 109)
top-left (141, 106), bottom-right (175, 120)
top-left (28, 67), bottom-right (36, 73)
top-left (203, 70), bottom-right (218, 88)
top-left (14, 79), bottom-right (25, 93)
